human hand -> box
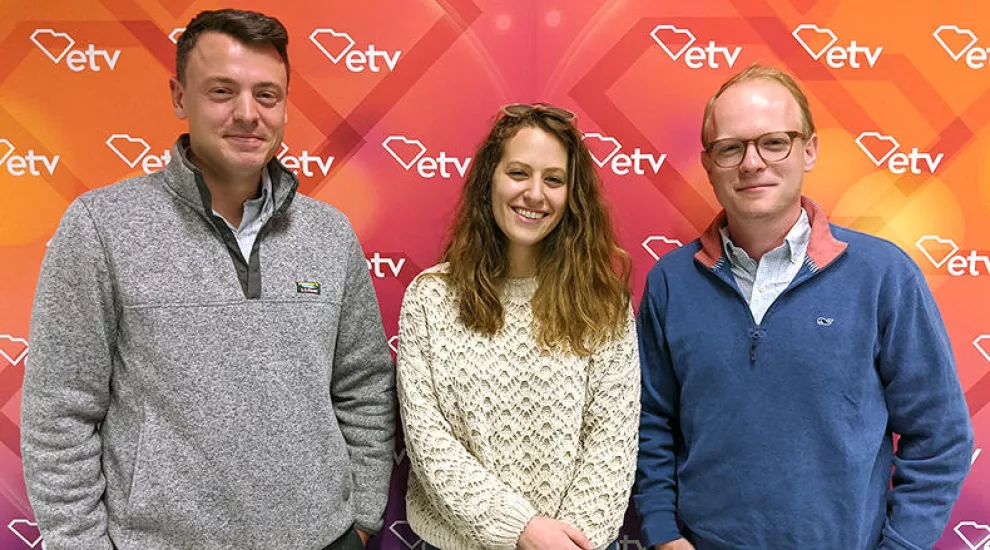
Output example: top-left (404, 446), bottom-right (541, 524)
top-left (356, 528), bottom-right (370, 546)
top-left (518, 516), bottom-right (593, 550)
top-left (654, 538), bottom-right (695, 550)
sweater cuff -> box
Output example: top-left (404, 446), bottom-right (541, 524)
top-left (352, 490), bottom-right (386, 534)
top-left (640, 509), bottom-right (682, 547)
top-left (493, 493), bottom-right (538, 550)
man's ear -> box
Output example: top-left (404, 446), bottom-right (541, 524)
top-left (803, 132), bottom-right (819, 172)
top-left (701, 149), bottom-right (714, 175)
top-left (169, 77), bottom-right (187, 120)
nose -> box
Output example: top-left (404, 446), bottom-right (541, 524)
top-left (522, 177), bottom-right (545, 204)
top-left (738, 141), bottom-right (766, 172)
top-left (232, 92), bottom-right (260, 124)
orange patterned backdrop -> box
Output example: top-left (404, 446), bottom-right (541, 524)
top-left (1, 1), bottom-right (988, 548)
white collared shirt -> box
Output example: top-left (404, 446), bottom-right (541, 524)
top-left (719, 208), bottom-right (811, 325)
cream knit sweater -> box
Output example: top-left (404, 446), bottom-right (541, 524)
top-left (396, 264), bottom-right (640, 550)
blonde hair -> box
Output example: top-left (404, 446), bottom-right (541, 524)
top-left (701, 64), bottom-right (816, 148)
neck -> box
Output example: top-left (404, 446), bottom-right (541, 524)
top-left (192, 154), bottom-right (264, 227)
top-left (506, 245), bottom-right (537, 278)
top-left (725, 207), bottom-right (801, 262)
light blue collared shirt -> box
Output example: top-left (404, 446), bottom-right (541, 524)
top-left (719, 208), bottom-right (811, 325)
top-left (213, 168), bottom-right (274, 261)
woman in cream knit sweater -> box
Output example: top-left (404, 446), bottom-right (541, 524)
top-left (396, 104), bottom-right (641, 550)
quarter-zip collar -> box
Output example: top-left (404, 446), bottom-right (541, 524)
top-left (695, 196), bottom-right (847, 271)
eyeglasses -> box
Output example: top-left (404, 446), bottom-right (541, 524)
top-left (706, 131), bottom-right (806, 168)
top-left (500, 103), bottom-right (577, 123)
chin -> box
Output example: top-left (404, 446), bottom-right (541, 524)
top-left (507, 235), bottom-right (543, 249)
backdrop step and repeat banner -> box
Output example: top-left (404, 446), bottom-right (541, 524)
top-left (1, 0), bottom-right (989, 548)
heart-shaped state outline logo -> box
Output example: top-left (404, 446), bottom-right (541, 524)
top-left (855, 132), bottom-right (900, 166)
top-left (649, 25), bottom-right (696, 61)
top-left (388, 520), bottom-right (423, 550)
top-left (387, 335), bottom-right (399, 354)
top-left (382, 136), bottom-right (427, 170)
top-left (792, 24), bottom-right (839, 60)
top-left (642, 236), bottom-right (684, 261)
top-left (106, 134), bottom-right (151, 168)
top-left (168, 28), bottom-right (185, 44)
top-left (30, 29), bottom-right (75, 64)
top-left (0, 335), bottom-right (29, 366)
top-left (954, 521), bottom-right (990, 550)
top-left (0, 138), bottom-right (15, 166)
top-left (933, 25), bottom-right (979, 61)
top-left (7, 519), bottom-right (43, 548)
top-left (582, 133), bottom-right (622, 168)
top-left (973, 335), bottom-right (990, 364)
top-left (914, 235), bottom-right (959, 268)
top-left (309, 29), bottom-right (356, 64)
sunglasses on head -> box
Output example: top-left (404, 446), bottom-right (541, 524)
top-left (500, 103), bottom-right (577, 123)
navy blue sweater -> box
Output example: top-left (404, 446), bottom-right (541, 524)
top-left (635, 200), bottom-right (973, 550)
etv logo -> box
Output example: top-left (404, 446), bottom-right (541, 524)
top-left (7, 519), bottom-right (42, 549)
top-left (309, 29), bottom-right (401, 73)
top-left (388, 520), bottom-right (423, 550)
top-left (367, 252), bottom-right (406, 278)
top-left (30, 29), bottom-right (121, 72)
top-left (934, 25), bottom-right (990, 68)
top-left (583, 134), bottom-right (666, 175)
top-left (916, 235), bottom-right (990, 276)
top-left (792, 24), bottom-right (882, 68)
top-left (382, 136), bottom-right (471, 179)
top-left (854, 132), bottom-right (943, 174)
top-left (954, 521), bottom-right (990, 550)
top-left (0, 139), bottom-right (59, 177)
top-left (168, 28), bottom-right (185, 44)
top-left (642, 236), bottom-right (684, 261)
top-left (0, 334), bottom-right (29, 366)
top-left (106, 134), bottom-right (171, 174)
top-left (650, 25), bottom-right (741, 69)
top-left (275, 143), bottom-right (334, 178)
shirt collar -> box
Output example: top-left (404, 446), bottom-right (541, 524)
top-left (181, 143), bottom-right (275, 213)
top-left (181, 142), bottom-right (275, 226)
top-left (719, 208), bottom-right (811, 265)
top-left (255, 167), bottom-right (274, 213)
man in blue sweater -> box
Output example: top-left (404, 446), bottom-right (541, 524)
top-left (634, 65), bottom-right (974, 550)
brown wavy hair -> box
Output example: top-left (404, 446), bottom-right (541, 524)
top-left (440, 105), bottom-right (631, 356)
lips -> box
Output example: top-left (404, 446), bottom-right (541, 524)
top-left (224, 134), bottom-right (268, 151)
top-left (225, 132), bottom-right (265, 140)
top-left (511, 206), bottom-right (549, 223)
top-left (737, 183), bottom-right (775, 192)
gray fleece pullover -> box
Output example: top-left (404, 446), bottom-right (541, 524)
top-left (21, 135), bottom-right (396, 550)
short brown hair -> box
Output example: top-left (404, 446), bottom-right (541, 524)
top-left (176, 9), bottom-right (289, 85)
top-left (701, 64), bottom-right (815, 148)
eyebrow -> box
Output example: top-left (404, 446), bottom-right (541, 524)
top-left (504, 160), bottom-right (567, 174)
top-left (202, 76), bottom-right (284, 90)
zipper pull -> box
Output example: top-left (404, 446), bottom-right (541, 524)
top-left (750, 329), bottom-right (760, 367)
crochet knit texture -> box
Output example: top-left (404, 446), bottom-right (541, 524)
top-left (397, 264), bottom-right (640, 550)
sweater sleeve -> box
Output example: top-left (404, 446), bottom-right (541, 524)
top-left (556, 307), bottom-right (640, 548)
top-left (331, 230), bottom-right (397, 534)
top-left (876, 263), bottom-right (973, 550)
top-left (632, 269), bottom-right (684, 547)
top-left (396, 276), bottom-right (538, 550)
top-left (20, 198), bottom-right (115, 550)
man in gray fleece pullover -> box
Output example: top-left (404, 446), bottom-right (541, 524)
top-left (20, 9), bottom-right (395, 550)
